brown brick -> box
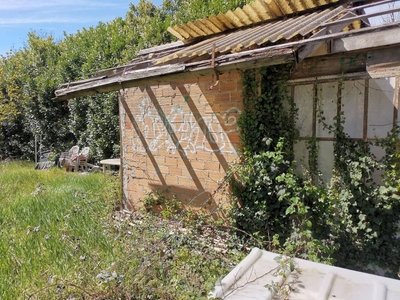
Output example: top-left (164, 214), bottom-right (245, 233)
top-left (236, 80), bottom-right (243, 90)
top-left (219, 103), bottom-right (238, 113)
top-left (199, 82), bottom-right (217, 94)
top-left (131, 169), bottom-right (145, 179)
top-left (227, 133), bottom-right (240, 144)
top-left (184, 77), bottom-right (198, 85)
top-left (158, 164), bottom-right (170, 174)
top-left (197, 151), bottom-right (213, 162)
top-left (214, 93), bottom-right (231, 103)
top-left (205, 180), bottom-right (219, 191)
top-left (162, 88), bottom-right (177, 97)
top-left (123, 121), bottom-right (132, 130)
top-left (188, 83), bottom-right (202, 94)
top-left (181, 149), bottom-right (198, 161)
top-left (219, 162), bottom-right (230, 174)
top-left (225, 153), bottom-right (240, 163)
top-left (219, 81), bottom-right (237, 92)
top-left (156, 148), bottom-right (169, 159)
top-left (169, 167), bottom-right (182, 176)
top-left (165, 157), bottom-right (178, 167)
top-left (208, 171), bottom-right (224, 183)
top-left (197, 75), bottom-right (213, 84)
top-left (179, 176), bottom-right (195, 187)
top-left (127, 177), bottom-right (137, 192)
top-left (153, 87), bottom-right (163, 98)
top-left (196, 170), bottom-right (209, 182)
top-left (205, 161), bottom-right (221, 171)
top-left (202, 93), bottom-right (214, 104)
top-left (163, 174), bottom-right (175, 186)
top-left (158, 97), bottom-right (173, 106)
top-left (229, 71), bottom-right (243, 81)
top-left (190, 160), bottom-right (205, 170)
top-left (230, 91), bottom-right (243, 102)
top-left (202, 103), bottom-right (214, 115)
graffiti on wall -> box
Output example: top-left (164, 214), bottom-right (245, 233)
top-left (129, 98), bottom-right (241, 154)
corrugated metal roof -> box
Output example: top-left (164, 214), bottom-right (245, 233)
top-left (158, 6), bottom-right (347, 64)
top-left (210, 248), bottom-right (400, 299)
top-left (168, 0), bottom-right (341, 41)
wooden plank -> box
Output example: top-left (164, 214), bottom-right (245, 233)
top-left (54, 50), bottom-right (294, 101)
top-left (366, 46), bottom-right (400, 78)
top-left (363, 78), bottom-right (369, 142)
top-left (262, 22), bottom-right (400, 58)
top-left (55, 24), bottom-right (400, 101)
top-left (332, 27), bottom-right (400, 53)
top-left (321, 6), bottom-right (400, 28)
top-left (138, 41), bottom-right (185, 56)
top-left (291, 51), bottom-right (367, 79)
top-left (297, 11), bottom-right (357, 62)
top-left (170, 20), bottom-right (400, 68)
top-left (393, 77), bottom-right (399, 130)
top-left (347, 0), bottom-right (396, 12)
top-left (54, 64), bottom-right (186, 99)
top-left (58, 76), bottom-right (107, 89)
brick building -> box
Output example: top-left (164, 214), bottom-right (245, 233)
top-left (55, 0), bottom-right (400, 211)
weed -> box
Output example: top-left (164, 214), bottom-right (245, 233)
top-left (0, 161), bottom-right (249, 299)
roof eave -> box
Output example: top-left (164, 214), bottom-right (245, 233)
top-left (53, 22), bottom-right (400, 102)
top-left (53, 48), bottom-right (295, 101)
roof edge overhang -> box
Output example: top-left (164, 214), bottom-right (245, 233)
top-left (54, 22), bottom-right (400, 101)
top-left (54, 48), bottom-right (295, 101)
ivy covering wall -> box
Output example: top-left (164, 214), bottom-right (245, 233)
top-left (230, 65), bottom-right (400, 277)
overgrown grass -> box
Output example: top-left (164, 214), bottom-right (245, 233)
top-left (0, 161), bottom-right (247, 299)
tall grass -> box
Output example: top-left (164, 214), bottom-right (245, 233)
top-left (0, 161), bottom-right (248, 299)
top-left (0, 161), bottom-right (118, 299)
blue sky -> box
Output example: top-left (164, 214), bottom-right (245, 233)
top-left (0, 0), bottom-right (163, 56)
top-left (0, 1), bottom-right (397, 57)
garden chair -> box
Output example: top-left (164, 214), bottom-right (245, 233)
top-left (78, 147), bottom-right (90, 172)
top-left (59, 145), bottom-right (80, 172)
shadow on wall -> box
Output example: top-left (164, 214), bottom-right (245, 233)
top-left (120, 72), bottom-right (243, 210)
top-left (147, 183), bottom-right (225, 218)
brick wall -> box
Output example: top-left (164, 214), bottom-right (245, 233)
top-left (119, 71), bottom-right (243, 211)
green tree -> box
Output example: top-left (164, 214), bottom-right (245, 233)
top-left (0, 0), bottom-right (253, 160)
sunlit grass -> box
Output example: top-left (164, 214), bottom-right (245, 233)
top-left (0, 161), bottom-right (247, 299)
top-left (0, 161), bottom-right (117, 299)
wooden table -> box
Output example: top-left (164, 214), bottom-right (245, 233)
top-left (100, 158), bottom-right (121, 174)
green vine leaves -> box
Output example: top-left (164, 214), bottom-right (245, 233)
top-left (229, 66), bottom-right (400, 278)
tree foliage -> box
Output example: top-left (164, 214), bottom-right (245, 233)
top-left (0, 0), bottom-right (246, 161)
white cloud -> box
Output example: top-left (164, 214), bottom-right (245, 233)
top-left (0, 17), bottom-right (99, 25)
top-left (0, 0), bottom-right (123, 11)
top-left (0, 0), bottom-right (130, 27)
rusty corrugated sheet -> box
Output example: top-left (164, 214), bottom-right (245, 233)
top-left (158, 6), bottom-right (346, 64)
top-left (167, 0), bottom-right (341, 41)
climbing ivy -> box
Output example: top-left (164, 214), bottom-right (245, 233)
top-left (231, 65), bottom-right (311, 249)
top-left (317, 93), bottom-right (400, 272)
top-left (229, 66), bottom-right (400, 277)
